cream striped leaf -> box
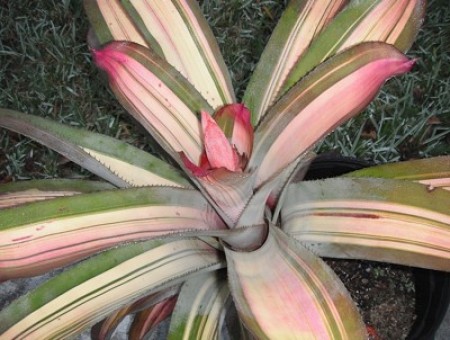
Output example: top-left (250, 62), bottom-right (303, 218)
top-left (168, 271), bottom-right (229, 339)
top-left (225, 226), bottom-right (366, 339)
top-left (282, 0), bottom-right (425, 93)
top-left (93, 42), bottom-right (212, 166)
top-left (282, 178), bottom-right (450, 270)
top-left (0, 238), bottom-right (224, 339)
top-left (0, 186), bottom-right (225, 280)
top-left (0, 109), bottom-right (190, 188)
top-left (345, 156), bottom-right (450, 190)
top-left (85, 0), bottom-right (235, 108)
top-left (249, 43), bottom-right (413, 187)
top-left (244, 0), bottom-right (347, 125)
top-left (0, 180), bottom-right (113, 208)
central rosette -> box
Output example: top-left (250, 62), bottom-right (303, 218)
top-left (180, 103), bottom-right (253, 176)
top-left (180, 104), bottom-right (255, 227)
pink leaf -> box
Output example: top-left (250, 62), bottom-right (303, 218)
top-left (202, 111), bottom-right (240, 172)
top-left (251, 43), bottom-right (414, 186)
top-left (213, 104), bottom-right (254, 160)
top-left (225, 226), bottom-right (366, 338)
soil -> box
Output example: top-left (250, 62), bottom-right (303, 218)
top-left (326, 259), bottom-right (416, 340)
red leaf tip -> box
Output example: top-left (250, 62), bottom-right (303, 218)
top-left (91, 44), bottom-right (129, 76)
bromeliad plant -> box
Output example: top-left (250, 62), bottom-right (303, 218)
top-left (1, 0), bottom-right (449, 338)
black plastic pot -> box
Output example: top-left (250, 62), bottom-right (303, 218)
top-left (304, 153), bottom-right (450, 340)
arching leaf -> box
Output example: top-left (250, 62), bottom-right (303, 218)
top-left (0, 109), bottom-right (190, 188)
top-left (0, 238), bottom-right (224, 338)
top-left (345, 156), bottom-right (450, 190)
top-left (93, 42), bottom-right (211, 166)
top-left (244, 0), bottom-right (347, 124)
top-left (282, 178), bottom-right (450, 270)
top-left (91, 286), bottom-right (180, 340)
top-left (167, 271), bottom-right (229, 339)
top-left (282, 0), bottom-right (425, 93)
top-left (85, 0), bottom-right (235, 108)
top-left (225, 226), bottom-right (366, 339)
top-left (249, 43), bottom-right (413, 186)
top-left (0, 186), bottom-right (225, 280)
top-left (129, 295), bottom-right (178, 339)
top-left (0, 180), bottom-right (113, 208)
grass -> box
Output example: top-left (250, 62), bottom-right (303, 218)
top-left (0, 0), bottom-right (449, 181)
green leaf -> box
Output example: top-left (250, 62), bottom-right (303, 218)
top-left (244, 0), bottom-right (347, 125)
top-left (345, 156), bottom-right (450, 190)
top-left (281, 178), bottom-right (450, 270)
top-left (85, 0), bottom-right (235, 108)
top-left (0, 186), bottom-right (225, 280)
top-left (282, 0), bottom-right (425, 93)
top-left (167, 271), bottom-right (229, 339)
top-left (0, 238), bottom-right (224, 338)
top-left (0, 179), bottom-right (113, 208)
top-left (225, 225), bottom-right (366, 339)
top-left (249, 42), bottom-right (413, 187)
top-left (0, 109), bottom-right (190, 188)
top-left (94, 42), bottom-right (212, 165)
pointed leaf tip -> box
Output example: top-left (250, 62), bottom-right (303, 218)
top-left (202, 111), bottom-right (239, 172)
top-left (92, 46), bottom-right (127, 78)
top-left (92, 47), bottom-right (110, 71)
top-left (251, 43), bottom-right (413, 186)
top-left (214, 103), bottom-right (254, 161)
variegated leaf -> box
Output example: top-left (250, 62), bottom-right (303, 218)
top-left (85, 0), bottom-right (235, 108)
top-left (191, 168), bottom-right (256, 228)
top-left (237, 152), bottom-right (315, 227)
top-left (167, 271), bottom-right (229, 339)
top-left (345, 156), bottom-right (450, 190)
top-left (282, 178), bottom-right (450, 270)
top-left (225, 225), bottom-right (366, 339)
top-left (91, 286), bottom-right (180, 340)
top-left (0, 109), bottom-right (189, 188)
top-left (249, 42), bottom-right (413, 187)
top-left (283, 0), bottom-right (425, 93)
top-left (94, 42), bottom-right (211, 166)
top-left (129, 295), bottom-right (178, 339)
top-left (0, 186), bottom-right (225, 280)
top-left (0, 180), bottom-right (113, 209)
top-left (244, 0), bottom-right (347, 124)
top-left (84, 0), bottom-right (156, 50)
top-left (0, 238), bottom-right (224, 338)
